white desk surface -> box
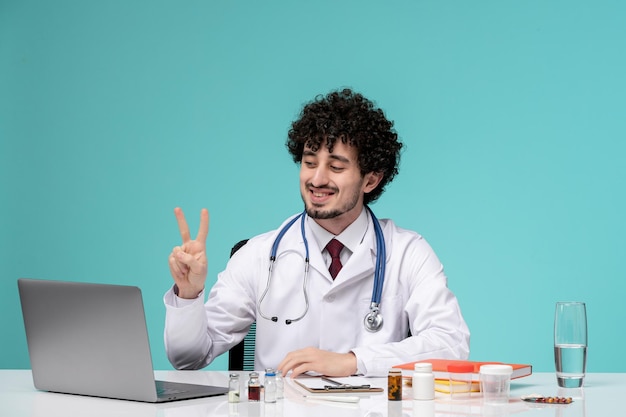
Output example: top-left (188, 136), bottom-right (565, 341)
top-left (0, 370), bottom-right (621, 416)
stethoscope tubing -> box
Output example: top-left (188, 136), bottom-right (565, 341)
top-left (367, 206), bottom-right (385, 306)
top-left (258, 207), bottom-right (385, 331)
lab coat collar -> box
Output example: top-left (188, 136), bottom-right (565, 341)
top-left (305, 209), bottom-right (378, 284)
top-left (307, 208), bottom-right (369, 255)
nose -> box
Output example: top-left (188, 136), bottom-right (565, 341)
top-left (309, 166), bottom-right (330, 187)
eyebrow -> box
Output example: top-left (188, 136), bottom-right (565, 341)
top-left (302, 149), bottom-right (352, 164)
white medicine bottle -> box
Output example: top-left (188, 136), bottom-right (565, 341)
top-left (412, 362), bottom-right (435, 400)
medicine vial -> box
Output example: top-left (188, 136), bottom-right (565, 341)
top-left (228, 373), bottom-right (240, 403)
top-left (412, 362), bottom-right (435, 400)
top-left (388, 368), bottom-right (403, 401)
top-left (275, 370), bottom-right (284, 399)
top-left (264, 369), bottom-right (277, 403)
top-left (247, 372), bottom-right (261, 401)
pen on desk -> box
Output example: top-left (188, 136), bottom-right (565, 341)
top-left (321, 376), bottom-right (344, 386)
top-left (321, 376), bottom-right (370, 390)
top-left (304, 395), bottom-right (360, 403)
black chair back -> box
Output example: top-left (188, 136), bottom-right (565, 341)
top-left (227, 239), bottom-right (256, 371)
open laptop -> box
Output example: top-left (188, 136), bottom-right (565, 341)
top-left (17, 278), bottom-right (228, 403)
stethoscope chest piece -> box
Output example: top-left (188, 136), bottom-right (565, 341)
top-left (364, 303), bottom-right (383, 332)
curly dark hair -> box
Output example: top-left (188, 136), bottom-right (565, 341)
top-left (286, 88), bottom-right (403, 204)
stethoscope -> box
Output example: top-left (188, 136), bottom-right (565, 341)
top-left (257, 206), bottom-right (386, 332)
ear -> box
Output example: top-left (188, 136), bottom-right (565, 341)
top-left (362, 172), bottom-right (384, 194)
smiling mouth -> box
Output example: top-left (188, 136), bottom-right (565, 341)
top-left (307, 186), bottom-right (338, 204)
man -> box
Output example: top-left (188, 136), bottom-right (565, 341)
top-left (165, 88), bottom-right (470, 377)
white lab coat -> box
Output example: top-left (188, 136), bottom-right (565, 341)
top-left (164, 212), bottom-right (470, 377)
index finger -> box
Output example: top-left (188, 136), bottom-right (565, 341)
top-left (196, 208), bottom-right (209, 242)
top-left (174, 207), bottom-right (191, 242)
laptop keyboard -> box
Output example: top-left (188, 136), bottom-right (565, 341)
top-left (157, 387), bottom-right (187, 396)
top-left (156, 381), bottom-right (188, 396)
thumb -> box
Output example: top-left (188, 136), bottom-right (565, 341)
top-left (176, 250), bottom-right (206, 273)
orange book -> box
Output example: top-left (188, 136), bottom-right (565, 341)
top-left (395, 358), bottom-right (532, 382)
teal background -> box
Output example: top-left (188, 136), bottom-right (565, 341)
top-left (2, 1), bottom-right (624, 373)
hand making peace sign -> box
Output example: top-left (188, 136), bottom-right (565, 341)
top-left (168, 207), bottom-right (209, 299)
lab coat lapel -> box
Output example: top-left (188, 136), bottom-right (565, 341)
top-left (337, 232), bottom-right (377, 283)
top-left (304, 228), bottom-right (329, 278)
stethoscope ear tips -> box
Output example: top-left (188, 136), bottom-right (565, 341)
top-left (271, 317), bottom-right (278, 322)
top-left (285, 319), bottom-right (292, 325)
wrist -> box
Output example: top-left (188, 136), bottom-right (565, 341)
top-left (173, 284), bottom-right (203, 299)
top-left (347, 351), bottom-right (358, 375)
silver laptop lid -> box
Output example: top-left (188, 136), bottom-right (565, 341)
top-left (18, 278), bottom-right (160, 402)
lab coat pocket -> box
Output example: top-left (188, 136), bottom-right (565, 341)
top-left (355, 293), bottom-right (406, 346)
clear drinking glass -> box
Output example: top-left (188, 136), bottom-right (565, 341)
top-left (554, 302), bottom-right (587, 388)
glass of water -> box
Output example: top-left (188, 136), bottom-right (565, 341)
top-left (554, 302), bottom-right (587, 388)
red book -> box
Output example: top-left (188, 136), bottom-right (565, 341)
top-left (395, 359), bottom-right (532, 381)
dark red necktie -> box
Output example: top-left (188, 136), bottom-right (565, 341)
top-left (326, 239), bottom-right (344, 279)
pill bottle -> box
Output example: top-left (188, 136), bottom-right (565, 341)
top-left (388, 368), bottom-right (403, 401)
top-left (412, 362), bottom-right (435, 400)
